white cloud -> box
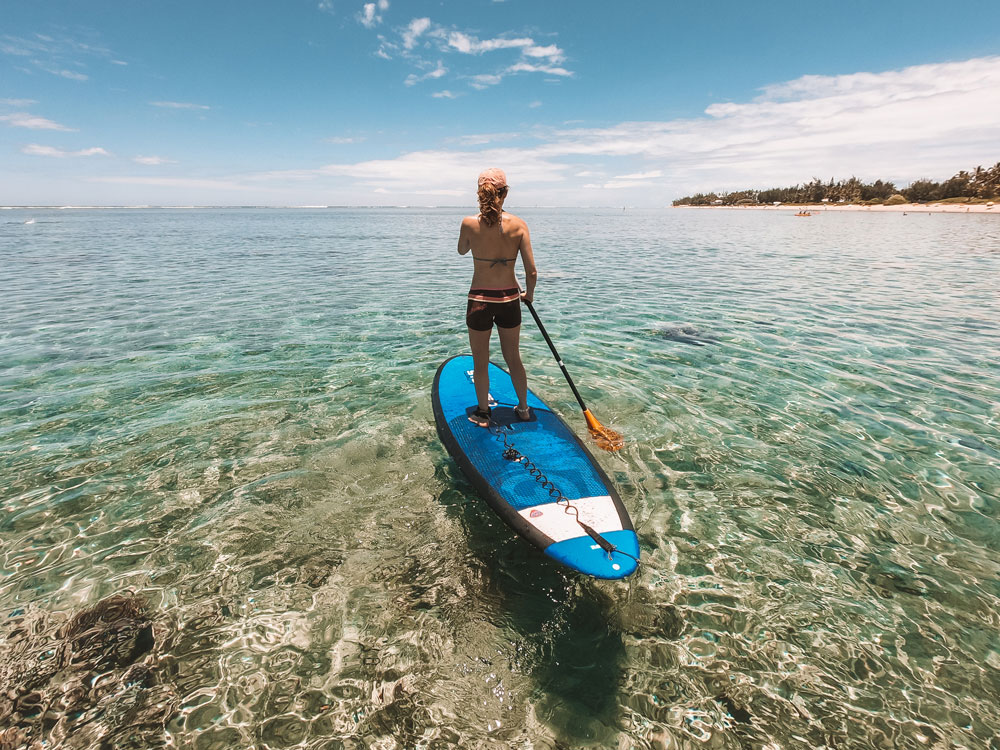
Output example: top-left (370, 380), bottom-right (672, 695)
top-left (0, 98), bottom-right (39, 106)
top-left (150, 101), bottom-right (210, 110)
top-left (0, 112), bottom-right (75, 131)
top-left (318, 0), bottom-right (335, 14)
top-left (432, 90), bottom-right (458, 99)
top-left (236, 55), bottom-right (1000, 205)
top-left (447, 32), bottom-right (534, 55)
top-left (600, 179), bottom-right (657, 190)
top-left (359, 0), bottom-right (389, 28)
top-left (405, 61), bottom-right (446, 86)
top-left (90, 176), bottom-right (254, 191)
top-left (133, 155), bottom-right (176, 165)
top-left (443, 33), bottom-right (564, 64)
top-left (452, 132), bottom-right (520, 146)
top-left (470, 74), bottom-right (502, 89)
top-left (23, 144), bottom-right (110, 158)
top-left (402, 18), bottom-right (431, 50)
top-left (506, 62), bottom-right (572, 77)
top-left (247, 148), bottom-right (569, 191)
top-left (528, 100), bottom-right (542, 108)
top-left (376, 18), bottom-right (571, 91)
top-left (46, 68), bottom-right (88, 81)
top-left (46, 56), bottom-right (997, 207)
top-left (534, 55), bottom-right (1000, 193)
top-left (523, 45), bottom-right (563, 62)
top-left (325, 136), bottom-right (363, 143)
top-left (412, 188), bottom-right (464, 196)
top-left (613, 170), bottom-right (663, 180)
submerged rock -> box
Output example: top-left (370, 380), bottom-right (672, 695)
top-left (0, 593), bottom-right (177, 749)
top-left (713, 693), bottom-right (752, 724)
top-left (652, 324), bottom-right (719, 346)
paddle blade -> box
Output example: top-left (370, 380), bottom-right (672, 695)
top-left (583, 409), bottom-right (624, 452)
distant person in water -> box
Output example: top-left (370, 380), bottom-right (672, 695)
top-left (457, 168), bottom-right (538, 427)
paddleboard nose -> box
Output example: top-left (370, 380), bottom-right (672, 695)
top-left (544, 530), bottom-right (640, 579)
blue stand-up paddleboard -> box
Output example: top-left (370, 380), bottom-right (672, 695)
top-left (433, 355), bottom-right (639, 579)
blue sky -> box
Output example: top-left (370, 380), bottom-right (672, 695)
top-left (3, 0), bottom-right (1000, 206)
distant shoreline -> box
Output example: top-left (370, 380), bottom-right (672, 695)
top-left (678, 202), bottom-right (997, 214)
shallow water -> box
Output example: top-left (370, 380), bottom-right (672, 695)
top-left (1, 207), bottom-right (999, 748)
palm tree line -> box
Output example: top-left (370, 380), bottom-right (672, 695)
top-left (672, 161), bottom-right (1000, 206)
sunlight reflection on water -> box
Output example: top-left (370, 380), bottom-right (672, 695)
top-left (1, 207), bottom-right (998, 748)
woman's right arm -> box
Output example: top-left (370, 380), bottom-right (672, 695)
top-left (457, 217), bottom-right (473, 255)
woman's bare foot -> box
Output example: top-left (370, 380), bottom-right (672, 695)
top-left (514, 404), bottom-right (531, 421)
top-left (468, 406), bottom-right (491, 427)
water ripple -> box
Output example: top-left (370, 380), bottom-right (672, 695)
top-left (1, 207), bottom-right (998, 748)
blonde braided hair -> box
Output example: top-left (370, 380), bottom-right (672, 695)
top-left (477, 168), bottom-right (508, 227)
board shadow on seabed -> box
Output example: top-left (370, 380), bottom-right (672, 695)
top-left (434, 457), bottom-right (638, 746)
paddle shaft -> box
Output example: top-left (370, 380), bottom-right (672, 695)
top-left (523, 299), bottom-right (589, 413)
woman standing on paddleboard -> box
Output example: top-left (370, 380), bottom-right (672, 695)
top-left (458, 168), bottom-right (538, 427)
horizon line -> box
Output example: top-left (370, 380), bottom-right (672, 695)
top-left (2, 204), bottom-right (661, 210)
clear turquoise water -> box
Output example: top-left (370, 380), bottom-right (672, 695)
top-left (1, 207), bottom-right (999, 748)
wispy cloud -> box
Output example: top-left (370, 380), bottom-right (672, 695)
top-left (446, 32), bottom-right (534, 55)
top-left (317, 0), bottom-right (335, 15)
top-left (150, 101), bottom-right (211, 110)
top-left (233, 56), bottom-right (1000, 204)
top-left (359, 0), bottom-right (389, 28)
top-left (538, 55), bottom-right (1000, 193)
top-left (0, 112), bottom-right (75, 131)
top-left (246, 148), bottom-right (569, 190)
top-left (0, 98), bottom-right (38, 106)
top-left (432, 90), bottom-right (458, 99)
top-left (470, 74), bottom-right (502, 90)
top-left (451, 132), bottom-right (521, 146)
top-left (39, 66), bottom-right (88, 81)
top-left (23, 144), bottom-right (110, 158)
top-left (506, 61), bottom-right (571, 77)
top-left (133, 155), bottom-right (176, 165)
top-left (613, 170), bottom-right (663, 180)
top-left (373, 17), bottom-right (571, 91)
top-left (89, 176), bottom-right (255, 191)
top-left (324, 136), bottom-right (364, 144)
top-left (1, 31), bottom-right (115, 81)
top-left (405, 61), bottom-right (446, 86)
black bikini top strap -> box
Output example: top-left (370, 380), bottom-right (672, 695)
top-left (472, 255), bottom-right (517, 267)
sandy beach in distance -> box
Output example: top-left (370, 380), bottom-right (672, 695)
top-left (681, 202), bottom-right (997, 214)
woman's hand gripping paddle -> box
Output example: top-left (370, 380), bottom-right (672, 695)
top-left (522, 297), bottom-right (625, 452)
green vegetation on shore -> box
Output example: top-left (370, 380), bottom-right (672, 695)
top-left (672, 160), bottom-right (1000, 206)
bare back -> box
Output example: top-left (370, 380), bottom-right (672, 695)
top-left (457, 212), bottom-right (536, 290)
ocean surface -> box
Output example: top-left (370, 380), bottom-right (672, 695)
top-left (1, 206), bottom-right (999, 749)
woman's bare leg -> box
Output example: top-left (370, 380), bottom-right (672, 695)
top-left (468, 327), bottom-right (492, 414)
top-left (497, 325), bottom-right (528, 411)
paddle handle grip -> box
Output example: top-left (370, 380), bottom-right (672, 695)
top-left (523, 298), bottom-right (589, 413)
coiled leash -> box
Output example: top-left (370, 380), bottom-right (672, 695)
top-left (487, 416), bottom-right (640, 566)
